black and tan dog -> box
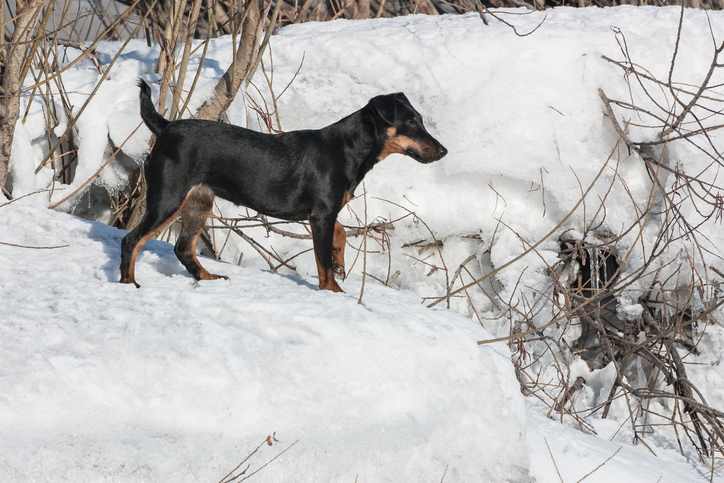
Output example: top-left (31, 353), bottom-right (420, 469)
top-left (120, 80), bottom-right (447, 291)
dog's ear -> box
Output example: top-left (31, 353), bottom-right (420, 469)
top-left (392, 92), bottom-right (410, 104)
top-left (368, 94), bottom-right (399, 126)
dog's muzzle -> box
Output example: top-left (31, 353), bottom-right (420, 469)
top-left (414, 137), bottom-right (447, 163)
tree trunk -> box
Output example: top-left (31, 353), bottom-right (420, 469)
top-left (349, 0), bottom-right (371, 18)
top-left (196, 0), bottom-right (263, 120)
top-left (0, 0), bottom-right (45, 196)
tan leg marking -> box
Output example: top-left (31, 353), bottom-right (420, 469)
top-left (314, 251), bottom-right (343, 292)
top-left (124, 185), bottom-right (217, 286)
top-left (176, 185), bottom-right (228, 281)
top-left (124, 207), bottom-right (183, 286)
top-left (332, 222), bottom-right (347, 278)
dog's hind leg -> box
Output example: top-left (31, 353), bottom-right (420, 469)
top-left (120, 183), bottom-right (187, 287)
top-left (174, 184), bottom-right (227, 282)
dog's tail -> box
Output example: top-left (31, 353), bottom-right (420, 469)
top-left (137, 79), bottom-right (169, 136)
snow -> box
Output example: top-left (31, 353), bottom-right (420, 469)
top-left (4, 5), bottom-right (724, 481)
top-left (527, 407), bottom-right (702, 483)
top-left (1, 200), bottom-right (712, 482)
top-left (0, 202), bottom-right (532, 481)
top-left (10, 6), bottom-right (724, 302)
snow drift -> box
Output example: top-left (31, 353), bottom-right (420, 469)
top-left (10, 7), bottom-right (724, 306)
top-left (0, 203), bottom-right (530, 481)
top-left (1, 200), bottom-right (705, 483)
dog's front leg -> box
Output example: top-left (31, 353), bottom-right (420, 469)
top-left (332, 222), bottom-right (347, 278)
top-left (311, 212), bottom-right (343, 292)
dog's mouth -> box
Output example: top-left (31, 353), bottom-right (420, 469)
top-left (405, 148), bottom-right (436, 164)
top-left (405, 148), bottom-right (442, 164)
top-left (405, 148), bottom-right (423, 161)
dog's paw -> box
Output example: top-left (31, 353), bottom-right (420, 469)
top-left (119, 277), bottom-right (141, 288)
top-left (200, 273), bottom-right (229, 281)
top-left (332, 263), bottom-right (345, 278)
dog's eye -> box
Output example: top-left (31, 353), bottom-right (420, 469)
top-left (406, 119), bottom-right (417, 128)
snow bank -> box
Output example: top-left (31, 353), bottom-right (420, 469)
top-left (10, 7), bottom-right (724, 297)
top-left (526, 408), bottom-right (701, 483)
top-left (0, 202), bottom-right (711, 481)
top-left (0, 202), bottom-right (529, 481)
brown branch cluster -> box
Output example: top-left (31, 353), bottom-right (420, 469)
top-left (136, 0), bottom-right (724, 30)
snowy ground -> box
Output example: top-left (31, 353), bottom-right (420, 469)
top-left (0, 202), bottom-right (529, 482)
top-left (5, 5), bottom-right (724, 482)
top-left (0, 201), bottom-right (708, 482)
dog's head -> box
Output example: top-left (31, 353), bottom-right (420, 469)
top-left (367, 93), bottom-right (447, 164)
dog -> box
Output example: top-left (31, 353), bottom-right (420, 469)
top-left (120, 80), bottom-right (447, 292)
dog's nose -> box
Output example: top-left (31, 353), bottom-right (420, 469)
top-left (438, 145), bottom-right (448, 158)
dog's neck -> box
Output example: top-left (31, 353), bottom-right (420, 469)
top-left (324, 107), bottom-right (387, 191)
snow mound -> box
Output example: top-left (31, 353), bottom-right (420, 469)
top-left (11, 7), bottom-right (724, 311)
top-left (0, 203), bottom-right (528, 482)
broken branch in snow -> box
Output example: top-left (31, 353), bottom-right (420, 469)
top-left (218, 433), bottom-right (299, 483)
top-left (357, 183), bottom-right (369, 304)
top-left (0, 241), bottom-right (69, 249)
top-left (476, 4), bottom-right (547, 37)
